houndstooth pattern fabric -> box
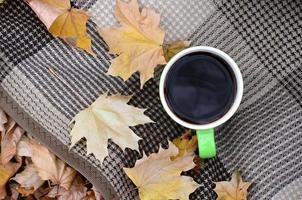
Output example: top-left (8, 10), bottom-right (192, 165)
top-left (272, 177), bottom-right (302, 200)
top-left (1, 0), bottom-right (302, 199)
top-left (89, 0), bottom-right (215, 42)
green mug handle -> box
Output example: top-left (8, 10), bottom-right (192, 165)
top-left (197, 128), bottom-right (216, 159)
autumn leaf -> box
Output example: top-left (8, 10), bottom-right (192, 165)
top-left (16, 186), bottom-right (35, 197)
top-left (163, 41), bottom-right (190, 61)
top-left (171, 130), bottom-right (198, 160)
top-left (17, 136), bottom-right (33, 157)
top-left (83, 191), bottom-right (97, 200)
top-left (27, 0), bottom-right (93, 54)
top-left (1, 118), bottom-right (24, 164)
top-left (30, 141), bottom-right (77, 190)
top-left (172, 130), bottom-right (202, 171)
top-left (47, 185), bottom-right (87, 200)
top-left (12, 164), bottom-right (44, 193)
top-left (47, 177), bottom-right (87, 200)
top-left (32, 183), bottom-right (53, 200)
top-left (0, 156), bottom-right (22, 199)
top-left (70, 94), bottom-right (152, 162)
top-left (81, 186), bottom-right (104, 200)
top-left (99, 0), bottom-right (166, 88)
top-left (83, 188), bottom-right (104, 200)
top-left (0, 108), bottom-right (7, 133)
top-left (91, 187), bottom-right (104, 200)
top-left (17, 139), bottom-right (77, 190)
top-left (124, 142), bottom-right (200, 200)
top-left (214, 171), bottom-right (252, 200)
top-left (8, 183), bottom-right (20, 200)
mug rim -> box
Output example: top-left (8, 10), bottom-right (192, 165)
top-left (159, 46), bottom-right (244, 130)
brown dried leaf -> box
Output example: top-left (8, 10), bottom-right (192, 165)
top-left (12, 164), bottom-right (44, 192)
top-left (0, 108), bottom-right (7, 133)
top-left (29, 141), bottom-right (77, 190)
top-left (17, 137), bottom-right (33, 157)
top-left (171, 130), bottom-right (198, 161)
top-left (47, 177), bottom-right (87, 200)
top-left (17, 139), bottom-right (77, 190)
top-left (82, 191), bottom-right (97, 200)
top-left (0, 156), bottom-right (22, 199)
top-left (16, 186), bottom-right (35, 197)
top-left (192, 156), bottom-right (204, 172)
top-left (33, 183), bottom-right (52, 200)
top-left (92, 186), bottom-right (105, 200)
top-left (8, 183), bottom-right (20, 200)
top-left (1, 118), bottom-right (24, 164)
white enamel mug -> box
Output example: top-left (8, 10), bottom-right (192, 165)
top-left (159, 46), bottom-right (244, 158)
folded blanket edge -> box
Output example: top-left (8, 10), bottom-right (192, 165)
top-left (0, 85), bottom-right (118, 200)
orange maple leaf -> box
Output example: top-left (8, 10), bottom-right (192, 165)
top-left (27, 0), bottom-right (94, 54)
top-left (99, 0), bottom-right (166, 88)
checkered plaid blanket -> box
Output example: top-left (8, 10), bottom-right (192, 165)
top-left (1, 0), bottom-right (302, 199)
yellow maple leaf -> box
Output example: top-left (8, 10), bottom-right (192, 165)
top-left (99, 0), bottom-right (166, 88)
top-left (171, 130), bottom-right (198, 160)
top-left (27, 0), bottom-right (93, 54)
top-left (124, 142), bottom-right (200, 200)
top-left (70, 94), bottom-right (153, 162)
top-left (214, 171), bottom-right (252, 200)
top-left (163, 41), bottom-right (190, 61)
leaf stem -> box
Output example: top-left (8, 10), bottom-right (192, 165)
top-left (48, 66), bottom-right (90, 106)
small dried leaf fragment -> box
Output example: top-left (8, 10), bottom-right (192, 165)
top-left (1, 118), bottom-right (24, 164)
top-left (17, 139), bottom-right (77, 190)
top-left (9, 183), bottom-right (20, 200)
top-left (17, 136), bottom-right (33, 157)
top-left (29, 141), bottom-right (77, 190)
top-left (47, 185), bottom-right (87, 200)
top-left (16, 186), bottom-right (35, 197)
top-left (33, 183), bottom-right (52, 200)
top-left (92, 186), bottom-right (105, 200)
top-left (13, 164), bottom-right (44, 192)
top-left (164, 41), bottom-right (190, 61)
top-left (27, 0), bottom-right (93, 54)
top-left (124, 142), bottom-right (200, 200)
top-left (99, 0), bottom-right (166, 88)
top-left (70, 94), bottom-right (152, 162)
top-left (47, 177), bottom-right (87, 200)
top-left (0, 108), bottom-right (7, 133)
top-left (83, 191), bottom-right (97, 200)
top-left (0, 156), bottom-right (22, 199)
top-left (214, 171), bottom-right (252, 200)
top-left (171, 130), bottom-right (198, 160)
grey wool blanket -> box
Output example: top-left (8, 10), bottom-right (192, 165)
top-left (1, 0), bottom-right (302, 199)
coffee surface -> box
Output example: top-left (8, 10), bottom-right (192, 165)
top-left (164, 52), bottom-right (236, 124)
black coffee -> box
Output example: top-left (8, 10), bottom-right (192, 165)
top-left (164, 52), bottom-right (236, 125)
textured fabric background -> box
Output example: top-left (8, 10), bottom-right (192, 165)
top-left (0, 0), bottom-right (302, 199)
